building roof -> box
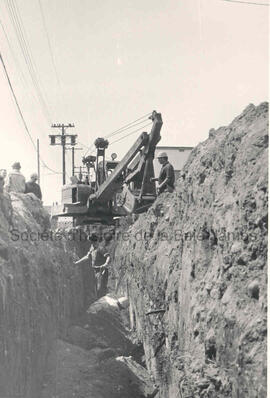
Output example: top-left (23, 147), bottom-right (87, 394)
top-left (154, 145), bottom-right (193, 174)
top-left (157, 145), bottom-right (193, 151)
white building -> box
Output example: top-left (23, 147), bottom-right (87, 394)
top-left (153, 146), bottom-right (193, 181)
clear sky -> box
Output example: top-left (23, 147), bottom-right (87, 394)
top-left (0, 0), bottom-right (268, 204)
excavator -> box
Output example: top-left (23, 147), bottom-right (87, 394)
top-left (51, 111), bottom-right (162, 226)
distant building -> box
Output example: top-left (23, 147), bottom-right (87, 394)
top-left (154, 146), bottom-right (193, 181)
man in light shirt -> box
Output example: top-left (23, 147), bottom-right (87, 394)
top-left (6, 162), bottom-right (26, 193)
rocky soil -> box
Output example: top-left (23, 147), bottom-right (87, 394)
top-left (0, 102), bottom-right (267, 398)
top-left (41, 295), bottom-right (157, 398)
top-left (0, 192), bottom-right (87, 397)
top-left (0, 192), bottom-right (156, 398)
top-left (114, 102), bottom-right (268, 398)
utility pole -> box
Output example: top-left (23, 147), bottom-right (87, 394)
top-left (49, 123), bottom-right (76, 185)
top-left (37, 138), bottom-right (40, 185)
top-left (66, 146), bottom-right (83, 176)
top-left (72, 147), bottom-right (74, 176)
top-left (62, 126), bottom-right (66, 184)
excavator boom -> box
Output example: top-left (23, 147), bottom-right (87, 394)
top-left (90, 111), bottom-right (162, 203)
top-left (51, 111), bottom-right (163, 225)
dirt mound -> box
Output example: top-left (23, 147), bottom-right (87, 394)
top-left (114, 103), bottom-right (268, 397)
top-left (0, 193), bottom-right (85, 397)
top-left (41, 295), bottom-right (157, 398)
top-left (0, 193), bottom-right (157, 397)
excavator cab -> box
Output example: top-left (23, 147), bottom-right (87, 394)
top-left (51, 111), bottom-right (162, 225)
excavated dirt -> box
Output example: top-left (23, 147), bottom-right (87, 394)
top-left (114, 103), bottom-right (268, 398)
top-left (41, 296), bottom-right (157, 398)
top-left (0, 193), bottom-right (156, 398)
top-left (0, 102), bottom-right (268, 398)
top-left (0, 192), bottom-right (86, 397)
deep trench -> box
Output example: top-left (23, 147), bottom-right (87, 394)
top-left (0, 102), bottom-right (268, 398)
top-left (39, 230), bottom-right (157, 398)
top-left (0, 192), bottom-right (157, 398)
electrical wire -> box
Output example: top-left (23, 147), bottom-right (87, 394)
top-left (12, 0), bottom-right (53, 121)
top-left (11, 0), bottom-right (52, 122)
top-left (0, 18), bottom-right (28, 87)
top-left (38, 0), bottom-right (61, 87)
top-left (0, 51), bottom-right (36, 149)
top-left (6, 0), bottom-right (51, 123)
top-left (83, 112), bottom-right (152, 156)
top-left (77, 141), bottom-right (91, 149)
top-left (104, 112), bottom-right (152, 138)
top-left (105, 118), bottom-right (152, 139)
top-left (83, 144), bottom-right (96, 157)
top-left (0, 15), bottom-right (53, 141)
top-left (221, 0), bottom-right (269, 5)
top-left (0, 51), bottom-right (61, 175)
top-left (38, 0), bottom-right (66, 114)
top-left (109, 122), bottom-right (152, 146)
top-left (5, 0), bottom-right (52, 123)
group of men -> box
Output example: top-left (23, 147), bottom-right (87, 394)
top-left (0, 162), bottom-right (42, 199)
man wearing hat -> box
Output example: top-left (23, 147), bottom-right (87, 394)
top-left (6, 162), bottom-right (26, 193)
top-left (25, 173), bottom-right (42, 200)
top-left (152, 152), bottom-right (175, 194)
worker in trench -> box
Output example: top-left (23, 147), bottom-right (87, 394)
top-left (151, 151), bottom-right (175, 194)
top-left (93, 252), bottom-right (111, 298)
top-left (74, 237), bottom-right (110, 299)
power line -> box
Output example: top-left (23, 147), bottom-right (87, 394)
top-left (38, 0), bottom-right (61, 87)
top-left (0, 51), bottom-right (61, 175)
top-left (38, 0), bottom-right (66, 113)
top-left (104, 112), bottom-right (152, 138)
top-left (11, 0), bottom-right (52, 122)
top-left (0, 51), bottom-right (36, 149)
top-left (6, 0), bottom-right (51, 123)
top-left (82, 118), bottom-right (151, 155)
top-left (0, 18), bottom-right (28, 87)
top-left (77, 141), bottom-right (90, 149)
top-left (83, 112), bottom-right (152, 156)
top-left (42, 163), bottom-right (62, 175)
top-left (221, 0), bottom-right (269, 6)
top-left (0, 15), bottom-right (57, 143)
top-left (109, 123), bottom-right (152, 146)
top-left (5, 0), bottom-right (52, 123)
top-left (83, 144), bottom-right (96, 157)
top-left (105, 118), bottom-right (151, 139)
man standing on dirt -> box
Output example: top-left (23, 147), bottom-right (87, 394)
top-left (74, 237), bottom-right (105, 300)
top-left (151, 152), bottom-right (175, 194)
top-left (25, 173), bottom-right (42, 200)
top-left (89, 239), bottom-right (105, 269)
top-left (6, 162), bottom-right (26, 193)
top-left (74, 243), bottom-right (98, 300)
top-left (93, 253), bottom-right (111, 298)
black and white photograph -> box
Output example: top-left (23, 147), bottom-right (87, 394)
top-left (0, 0), bottom-right (268, 397)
